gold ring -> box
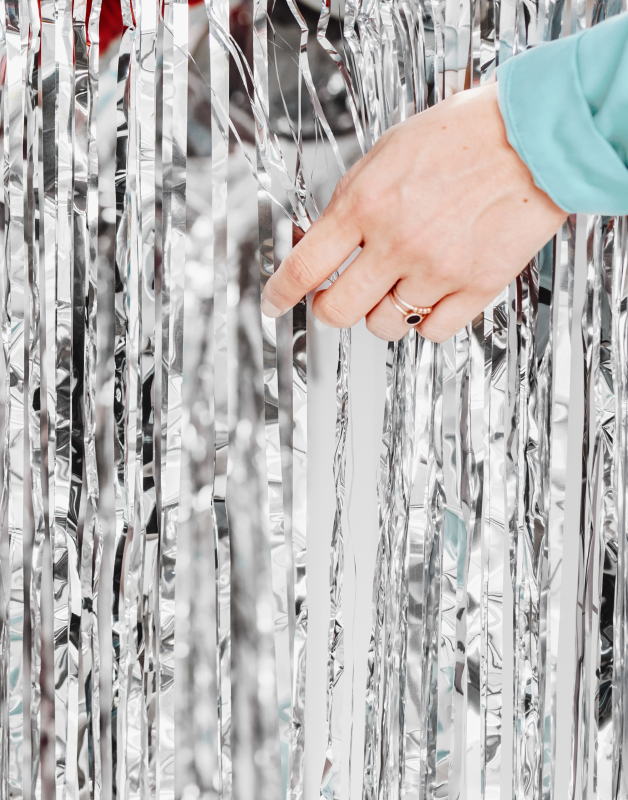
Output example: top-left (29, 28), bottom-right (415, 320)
top-left (389, 286), bottom-right (433, 326)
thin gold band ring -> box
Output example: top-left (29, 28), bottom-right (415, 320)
top-left (389, 286), bottom-right (433, 326)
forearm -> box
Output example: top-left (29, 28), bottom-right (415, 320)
top-left (497, 12), bottom-right (628, 215)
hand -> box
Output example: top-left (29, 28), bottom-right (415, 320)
top-left (261, 82), bottom-right (568, 342)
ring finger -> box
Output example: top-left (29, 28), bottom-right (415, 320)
top-left (365, 277), bottom-right (444, 341)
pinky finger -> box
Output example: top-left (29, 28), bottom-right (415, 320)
top-left (417, 290), bottom-right (496, 343)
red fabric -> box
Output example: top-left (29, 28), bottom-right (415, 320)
top-left (96, 0), bottom-right (124, 53)
top-left (102, 0), bottom-right (206, 52)
top-left (39, 0), bottom-right (205, 55)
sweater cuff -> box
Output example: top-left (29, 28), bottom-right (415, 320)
top-left (497, 35), bottom-right (628, 216)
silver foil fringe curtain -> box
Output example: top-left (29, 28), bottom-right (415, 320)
top-left (0, 0), bottom-right (627, 798)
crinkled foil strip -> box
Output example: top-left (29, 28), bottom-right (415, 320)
top-left (253, 0), bottom-right (292, 790)
top-left (289, 291), bottom-right (307, 800)
top-left (611, 215), bottom-right (628, 798)
top-left (204, 0), bottom-right (233, 793)
top-left (321, 325), bottom-right (350, 800)
top-left (25, 1), bottom-right (44, 796)
top-left (111, 10), bottom-right (134, 797)
top-left (363, 334), bottom-right (419, 800)
top-left (2, 1), bottom-right (27, 798)
top-left (0, 3), bottom-right (5, 781)
top-left (136, 0), bottom-right (159, 792)
top-left (85, 4), bottom-right (104, 799)
top-left (160, 1), bottom-right (188, 797)
top-left (74, 3), bottom-right (103, 799)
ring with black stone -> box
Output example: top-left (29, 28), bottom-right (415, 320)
top-left (389, 285), bottom-right (433, 327)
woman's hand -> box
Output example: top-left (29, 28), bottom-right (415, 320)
top-left (261, 82), bottom-right (568, 342)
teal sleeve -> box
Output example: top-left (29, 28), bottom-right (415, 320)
top-left (497, 13), bottom-right (628, 215)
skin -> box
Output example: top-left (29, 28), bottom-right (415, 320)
top-left (261, 82), bottom-right (568, 343)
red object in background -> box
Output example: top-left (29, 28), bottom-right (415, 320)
top-left (38, 0), bottom-right (204, 56)
top-left (96, 0), bottom-right (124, 54)
top-left (98, 0), bottom-right (205, 53)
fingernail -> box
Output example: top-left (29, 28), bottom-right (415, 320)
top-left (261, 295), bottom-right (284, 318)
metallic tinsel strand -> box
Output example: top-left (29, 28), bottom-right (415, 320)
top-left (402, 336), bottom-right (434, 797)
top-left (25, 2), bottom-right (44, 795)
top-left (611, 215), bottom-right (628, 798)
top-left (253, 0), bottom-right (292, 789)
top-left (288, 292), bottom-right (307, 800)
top-left (321, 326), bottom-right (350, 800)
top-left (85, 3), bottom-right (103, 799)
top-left (204, 0), bottom-right (232, 792)
top-left (111, 11), bottom-right (134, 797)
top-left (540, 218), bottom-right (576, 800)
top-left (362, 334), bottom-right (419, 800)
top-left (3, 1), bottom-right (27, 796)
top-left (160, 1), bottom-right (188, 797)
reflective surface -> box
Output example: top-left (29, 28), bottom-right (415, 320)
top-left (0, 2), bottom-right (627, 800)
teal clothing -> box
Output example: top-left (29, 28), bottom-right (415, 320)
top-left (497, 12), bottom-right (628, 215)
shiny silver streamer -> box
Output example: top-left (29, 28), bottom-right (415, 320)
top-left (25, 1), bottom-right (44, 796)
top-left (84, 4), bottom-right (103, 800)
top-left (611, 215), bottom-right (628, 798)
top-left (253, 0), bottom-right (292, 793)
top-left (227, 197), bottom-right (283, 800)
top-left (118, 0), bottom-right (159, 795)
top-left (137, 0), bottom-right (159, 796)
top-left (570, 215), bottom-right (607, 800)
top-left (322, 325), bottom-right (350, 800)
top-left (111, 10), bottom-right (134, 798)
top-left (438, 330), bottom-right (471, 797)
top-left (112, 3), bottom-right (142, 794)
top-left (0, 12), bottom-right (5, 785)
top-left (402, 334), bottom-right (435, 796)
top-left (569, 210), bottom-right (621, 800)
top-left (160, 1), bottom-right (188, 797)
top-left (512, 260), bottom-right (540, 800)
top-left (135, 0), bottom-right (158, 793)
top-left (176, 191), bottom-right (220, 800)
top-left (53, 0), bottom-right (79, 790)
top-left (362, 334), bottom-right (419, 800)
top-left (120, 3), bottom-right (143, 787)
top-left (204, 0), bottom-right (232, 793)
top-left (2, 2), bottom-right (27, 799)
top-left (73, 3), bottom-right (103, 800)
top-left (541, 217), bottom-right (576, 800)
top-left (75, 0), bottom-right (91, 791)
top-left (288, 291), bottom-right (307, 800)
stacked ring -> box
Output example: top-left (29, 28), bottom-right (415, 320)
top-left (389, 285), bottom-right (433, 326)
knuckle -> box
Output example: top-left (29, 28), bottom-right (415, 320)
top-left (287, 247), bottom-right (317, 290)
top-left (316, 295), bottom-right (352, 328)
top-left (330, 184), bottom-right (358, 222)
top-left (438, 263), bottom-right (462, 287)
top-left (265, 279), bottom-right (292, 309)
top-left (358, 184), bottom-right (384, 216)
top-left (418, 321), bottom-right (451, 344)
top-left (332, 172), bottom-right (352, 200)
top-left (366, 315), bottom-right (399, 341)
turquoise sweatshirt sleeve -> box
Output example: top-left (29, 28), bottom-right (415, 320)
top-left (497, 12), bottom-right (628, 215)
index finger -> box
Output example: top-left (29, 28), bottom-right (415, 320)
top-left (261, 208), bottom-right (362, 317)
